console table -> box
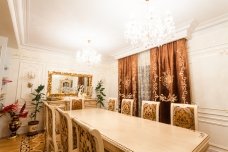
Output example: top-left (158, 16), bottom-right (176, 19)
top-left (46, 98), bottom-right (97, 110)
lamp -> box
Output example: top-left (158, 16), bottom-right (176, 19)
top-left (76, 40), bottom-right (101, 65)
top-left (124, 0), bottom-right (175, 49)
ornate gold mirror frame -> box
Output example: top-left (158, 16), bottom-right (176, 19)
top-left (47, 71), bottom-right (92, 97)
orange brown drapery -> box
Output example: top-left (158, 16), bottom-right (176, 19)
top-left (150, 38), bottom-right (191, 123)
top-left (118, 54), bottom-right (138, 116)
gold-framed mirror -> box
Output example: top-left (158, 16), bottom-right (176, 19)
top-left (47, 71), bottom-right (92, 97)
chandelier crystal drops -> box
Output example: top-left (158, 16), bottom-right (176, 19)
top-left (124, 1), bottom-right (175, 48)
top-left (76, 40), bottom-right (101, 65)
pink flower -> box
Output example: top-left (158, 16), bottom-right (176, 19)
top-left (0, 100), bottom-right (28, 119)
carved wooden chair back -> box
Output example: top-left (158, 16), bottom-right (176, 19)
top-left (121, 99), bottom-right (134, 116)
top-left (44, 102), bottom-right (58, 152)
top-left (171, 103), bottom-right (198, 130)
top-left (107, 98), bottom-right (117, 111)
top-left (56, 108), bottom-right (78, 152)
top-left (71, 99), bottom-right (83, 110)
top-left (141, 100), bottom-right (160, 121)
top-left (72, 118), bottom-right (104, 152)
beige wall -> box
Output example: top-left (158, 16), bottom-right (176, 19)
top-left (188, 21), bottom-right (228, 152)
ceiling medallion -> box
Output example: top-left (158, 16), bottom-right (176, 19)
top-left (124, 0), bottom-right (176, 49)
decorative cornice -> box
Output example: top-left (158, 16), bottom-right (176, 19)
top-left (195, 13), bottom-right (228, 32)
top-left (7, 0), bottom-right (21, 47)
top-left (8, 0), bottom-right (228, 60)
top-left (188, 43), bottom-right (228, 57)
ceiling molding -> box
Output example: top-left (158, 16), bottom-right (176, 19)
top-left (195, 13), bottom-right (228, 32)
top-left (7, 0), bottom-right (21, 47)
top-left (20, 43), bottom-right (74, 56)
top-left (112, 13), bottom-right (228, 59)
top-left (7, 0), bottom-right (228, 60)
top-left (112, 20), bottom-right (197, 59)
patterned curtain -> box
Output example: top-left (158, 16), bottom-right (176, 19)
top-left (118, 54), bottom-right (138, 116)
top-left (138, 50), bottom-right (151, 116)
top-left (150, 38), bottom-right (191, 124)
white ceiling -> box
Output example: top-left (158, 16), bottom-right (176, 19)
top-left (0, 0), bottom-right (17, 48)
top-left (8, 0), bottom-right (228, 58)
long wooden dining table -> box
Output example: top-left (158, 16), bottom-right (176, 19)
top-left (65, 108), bottom-right (209, 152)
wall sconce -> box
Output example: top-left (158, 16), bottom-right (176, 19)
top-left (27, 72), bottom-right (35, 88)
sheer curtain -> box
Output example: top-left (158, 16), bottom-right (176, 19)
top-left (138, 50), bottom-right (151, 116)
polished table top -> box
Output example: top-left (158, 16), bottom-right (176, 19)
top-left (66, 108), bottom-right (209, 152)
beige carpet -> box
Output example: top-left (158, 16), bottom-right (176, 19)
top-left (20, 133), bottom-right (45, 152)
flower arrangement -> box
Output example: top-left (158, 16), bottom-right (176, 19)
top-left (0, 100), bottom-right (28, 119)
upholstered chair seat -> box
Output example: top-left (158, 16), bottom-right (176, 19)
top-left (121, 99), bottom-right (134, 116)
top-left (141, 101), bottom-right (160, 121)
top-left (171, 103), bottom-right (198, 130)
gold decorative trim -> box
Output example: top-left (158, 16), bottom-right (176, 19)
top-left (47, 71), bottom-right (92, 97)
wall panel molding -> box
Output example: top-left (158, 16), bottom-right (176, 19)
top-left (189, 43), bottom-right (228, 57)
top-left (208, 142), bottom-right (228, 152)
top-left (198, 107), bottom-right (228, 127)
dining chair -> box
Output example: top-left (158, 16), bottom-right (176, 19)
top-left (107, 98), bottom-right (117, 111)
top-left (72, 118), bottom-right (105, 152)
top-left (71, 99), bottom-right (83, 110)
top-left (56, 108), bottom-right (78, 152)
top-left (170, 103), bottom-right (198, 130)
top-left (44, 102), bottom-right (62, 152)
top-left (121, 99), bottom-right (134, 116)
top-left (141, 100), bottom-right (160, 121)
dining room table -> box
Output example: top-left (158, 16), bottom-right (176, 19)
top-left (65, 108), bottom-right (209, 152)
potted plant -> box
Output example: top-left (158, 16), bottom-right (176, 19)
top-left (95, 80), bottom-right (106, 107)
top-left (0, 100), bottom-right (28, 138)
top-left (28, 85), bottom-right (45, 136)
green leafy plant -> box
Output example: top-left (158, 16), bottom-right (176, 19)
top-left (95, 80), bottom-right (106, 107)
top-left (30, 85), bottom-right (45, 121)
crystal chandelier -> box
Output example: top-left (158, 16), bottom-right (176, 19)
top-left (76, 40), bottom-right (101, 65)
top-left (124, 0), bottom-right (175, 49)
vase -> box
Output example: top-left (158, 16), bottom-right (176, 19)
top-left (27, 120), bottom-right (39, 136)
top-left (9, 115), bottom-right (21, 138)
